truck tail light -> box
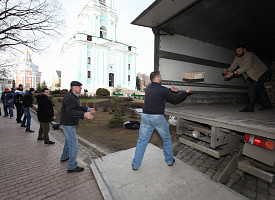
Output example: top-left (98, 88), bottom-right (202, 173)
top-left (244, 134), bottom-right (275, 150)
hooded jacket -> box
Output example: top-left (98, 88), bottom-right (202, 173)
top-left (36, 94), bottom-right (54, 123)
top-left (14, 88), bottom-right (25, 104)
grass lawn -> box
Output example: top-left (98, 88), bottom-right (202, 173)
top-left (52, 97), bottom-right (178, 153)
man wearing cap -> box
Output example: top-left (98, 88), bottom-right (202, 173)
top-left (1, 87), bottom-right (14, 118)
top-left (60, 81), bottom-right (95, 173)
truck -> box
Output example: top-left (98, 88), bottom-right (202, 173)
top-left (131, 0), bottom-right (275, 184)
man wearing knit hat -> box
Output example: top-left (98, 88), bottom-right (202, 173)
top-left (60, 81), bottom-right (95, 173)
top-left (1, 87), bottom-right (14, 118)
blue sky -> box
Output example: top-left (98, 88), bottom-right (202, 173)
top-left (32, 0), bottom-right (155, 85)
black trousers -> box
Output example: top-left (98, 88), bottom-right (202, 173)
top-left (247, 71), bottom-right (272, 111)
top-left (15, 102), bottom-right (23, 122)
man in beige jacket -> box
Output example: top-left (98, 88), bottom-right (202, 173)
top-left (223, 45), bottom-right (273, 112)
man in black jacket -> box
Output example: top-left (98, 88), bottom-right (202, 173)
top-left (21, 88), bottom-right (36, 132)
top-left (14, 84), bottom-right (25, 123)
top-left (60, 81), bottom-right (95, 173)
top-left (36, 88), bottom-right (56, 144)
top-left (131, 71), bottom-right (192, 170)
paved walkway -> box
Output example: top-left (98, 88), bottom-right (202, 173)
top-left (0, 115), bottom-right (104, 200)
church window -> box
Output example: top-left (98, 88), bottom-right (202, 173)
top-left (88, 57), bottom-right (91, 64)
top-left (128, 64), bottom-right (130, 70)
top-left (100, 26), bottom-right (107, 38)
top-left (88, 71), bottom-right (91, 78)
top-left (128, 75), bottom-right (130, 81)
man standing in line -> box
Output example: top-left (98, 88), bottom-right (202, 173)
top-left (131, 71), bottom-right (192, 170)
top-left (1, 87), bottom-right (14, 119)
top-left (21, 88), bottom-right (36, 132)
top-left (223, 45), bottom-right (273, 112)
top-left (36, 88), bottom-right (57, 144)
top-left (60, 81), bottom-right (95, 173)
top-left (11, 88), bottom-right (15, 109)
top-left (14, 84), bottom-right (25, 123)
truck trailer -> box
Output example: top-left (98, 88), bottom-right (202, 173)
top-left (132, 0), bottom-right (275, 183)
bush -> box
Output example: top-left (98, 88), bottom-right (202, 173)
top-left (96, 88), bottom-right (110, 96)
top-left (61, 89), bottom-right (68, 94)
top-left (50, 89), bottom-right (60, 94)
top-left (123, 97), bottom-right (133, 102)
top-left (109, 97), bottom-right (124, 127)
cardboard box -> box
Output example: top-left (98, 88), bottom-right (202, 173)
top-left (183, 72), bottom-right (205, 80)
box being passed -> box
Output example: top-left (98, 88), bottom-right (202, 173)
top-left (183, 72), bottom-right (205, 80)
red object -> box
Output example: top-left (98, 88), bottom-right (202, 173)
top-left (244, 134), bottom-right (275, 150)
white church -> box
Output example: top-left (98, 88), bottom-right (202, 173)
top-left (60, 0), bottom-right (138, 93)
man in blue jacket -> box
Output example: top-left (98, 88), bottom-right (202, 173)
top-left (132, 71), bottom-right (192, 170)
top-left (1, 87), bottom-right (14, 118)
top-left (21, 88), bottom-right (36, 132)
top-left (60, 81), bottom-right (95, 173)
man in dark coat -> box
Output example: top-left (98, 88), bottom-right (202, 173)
top-left (14, 84), bottom-right (25, 123)
top-left (36, 88), bottom-right (56, 144)
top-left (21, 88), bottom-right (36, 132)
top-left (1, 87), bottom-right (14, 118)
top-left (60, 81), bottom-right (95, 173)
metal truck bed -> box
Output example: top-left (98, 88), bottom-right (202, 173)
top-left (165, 105), bottom-right (275, 140)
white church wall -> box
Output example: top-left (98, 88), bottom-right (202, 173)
top-left (60, 0), bottom-right (137, 93)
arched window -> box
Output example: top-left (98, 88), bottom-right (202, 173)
top-left (100, 26), bottom-right (107, 38)
top-left (87, 57), bottom-right (91, 64)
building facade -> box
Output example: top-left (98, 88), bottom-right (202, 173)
top-left (14, 51), bottom-right (41, 90)
top-left (60, 0), bottom-right (138, 93)
top-left (52, 70), bottom-right (61, 90)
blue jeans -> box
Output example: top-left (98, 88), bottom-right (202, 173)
top-left (247, 71), bottom-right (272, 111)
top-left (21, 107), bottom-right (31, 131)
top-left (3, 105), bottom-right (13, 117)
top-left (61, 125), bottom-right (78, 170)
top-left (132, 114), bottom-right (174, 169)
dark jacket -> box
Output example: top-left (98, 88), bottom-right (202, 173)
top-left (14, 88), bottom-right (24, 104)
top-left (22, 91), bottom-right (34, 108)
top-left (60, 90), bottom-right (88, 126)
top-left (143, 82), bottom-right (188, 115)
top-left (36, 94), bottom-right (54, 123)
top-left (1, 91), bottom-right (14, 106)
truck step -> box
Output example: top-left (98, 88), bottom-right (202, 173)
top-left (238, 159), bottom-right (274, 183)
top-left (179, 135), bottom-right (230, 158)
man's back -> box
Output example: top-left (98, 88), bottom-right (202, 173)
top-left (143, 82), bottom-right (188, 115)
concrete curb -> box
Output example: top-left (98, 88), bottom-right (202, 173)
top-left (30, 108), bottom-right (108, 157)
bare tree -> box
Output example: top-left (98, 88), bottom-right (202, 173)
top-left (0, 0), bottom-right (64, 75)
top-left (137, 72), bottom-right (150, 90)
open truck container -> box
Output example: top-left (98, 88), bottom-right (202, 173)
top-left (132, 0), bottom-right (275, 183)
